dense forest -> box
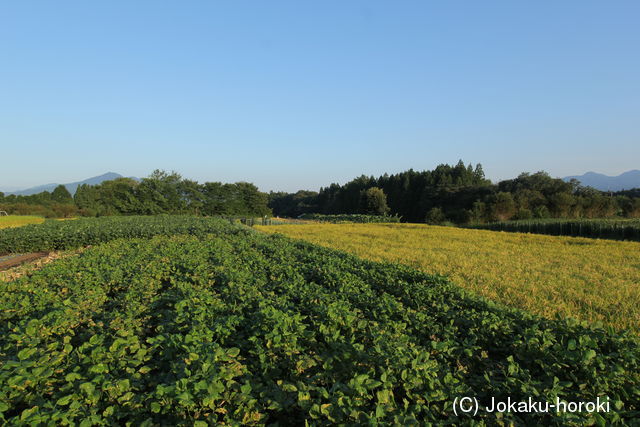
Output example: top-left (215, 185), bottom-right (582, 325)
top-left (269, 161), bottom-right (640, 224)
top-left (2, 163), bottom-right (639, 223)
top-left (0, 170), bottom-right (271, 218)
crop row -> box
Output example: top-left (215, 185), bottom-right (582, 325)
top-left (258, 223), bottom-right (640, 332)
top-left (299, 214), bottom-right (400, 223)
top-left (1, 218), bottom-right (638, 425)
top-left (467, 218), bottom-right (640, 241)
top-left (0, 215), bottom-right (247, 254)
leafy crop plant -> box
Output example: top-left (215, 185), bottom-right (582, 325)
top-left (0, 218), bottom-right (638, 425)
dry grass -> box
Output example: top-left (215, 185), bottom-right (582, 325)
top-left (0, 215), bottom-right (45, 229)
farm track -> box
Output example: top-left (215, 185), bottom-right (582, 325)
top-left (0, 252), bottom-right (49, 271)
top-left (0, 250), bottom-right (80, 283)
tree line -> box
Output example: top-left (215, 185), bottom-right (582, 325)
top-left (3, 163), bottom-right (639, 223)
top-left (269, 161), bottom-right (640, 224)
top-left (0, 170), bottom-right (271, 218)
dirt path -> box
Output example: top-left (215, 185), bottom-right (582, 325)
top-left (0, 252), bottom-right (49, 271)
top-left (1, 249), bottom-right (84, 282)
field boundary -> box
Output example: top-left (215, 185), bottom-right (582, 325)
top-left (0, 252), bottom-right (49, 271)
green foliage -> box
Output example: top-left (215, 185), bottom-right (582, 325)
top-left (465, 201), bottom-right (486, 224)
top-left (0, 215), bottom-right (247, 254)
top-left (272, 166), bottom-right (640, 225)
top-left (1, 187), bottom-right (78, 218)
top-left (0, 202), bottom-right (76, 219)
top-left (490, 192), bottom-right (517, 221)
top-left (2, 170), bottom-right (271, 218)
top-left (268, 191), bottom-right (318, 218)
top-left (312, 160), bottom-right (491, 222)
top-left (299, 214), bottom-right (400, 223)
top-left (618, 196), bottom-right (640, 218)
top-left (74, 184), bottom-right (101, 216)
top-left (513, 208), bottom-right (533, 220)
top-left (425, 207), bottom-right (446, 225)
top-left (51, 185), bottom-right (73, 204)
top-left (533, 205), bottom-right (551, 219)
top-left (468, 218), bottom-right (640, 241)
top-left (0, 218), bottom-right (638, 424)
top-left (359, 187), bottom-right (390, 215)
top-left (97, 178), bottom-right (142, 215)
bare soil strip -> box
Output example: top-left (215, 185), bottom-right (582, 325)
top-left (0, 252), bottom-right (49, 271)
top-left (1, 250), bottom-right (84, 282)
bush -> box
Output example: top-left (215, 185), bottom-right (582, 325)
top-left (467, 218), bottom-right (640, 241)
top-left (514, 208), bottom-right (533, 220)
top-left (425, 207), bottom-right (446, 225)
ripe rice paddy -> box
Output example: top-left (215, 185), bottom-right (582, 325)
top-left (258, 223), bottom-right (640, 332)
top-left (0, 215), bottom-right (44, 229)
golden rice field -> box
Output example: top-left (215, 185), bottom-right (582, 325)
top-left (0, 215), bottom-right (44, 229)
top-left (257, 223), bottom-right (640, 332)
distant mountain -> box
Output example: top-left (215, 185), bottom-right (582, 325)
top-left (563, 170), bottom-right (640, 191)
top-left (5, 172), bottom-right (137, 196)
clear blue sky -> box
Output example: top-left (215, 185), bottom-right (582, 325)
top-left (1, 1), bottom-right (639, 192)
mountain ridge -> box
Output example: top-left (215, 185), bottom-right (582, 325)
top-left (3, 172), bottom-right (138, 196)
top-left (563, 170), bottom-right (640, 191)
top-left (4, 169), bottom-right (639, 196)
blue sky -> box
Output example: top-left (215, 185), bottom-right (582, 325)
top-left (1, 1), bottom-right (638, 192)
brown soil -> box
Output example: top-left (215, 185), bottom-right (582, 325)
top-left (0, 250), bottom-right (78, 282)
top-left (0, 252), bottom-right (49, 271)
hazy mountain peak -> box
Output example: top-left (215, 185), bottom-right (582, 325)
top-left (4, 172), bottom-right (133, 196)
top-left (563, 170), bottom-right (640, 191)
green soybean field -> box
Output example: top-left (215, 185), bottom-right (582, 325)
top-left (0, 216), bottom-right (639, 425)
